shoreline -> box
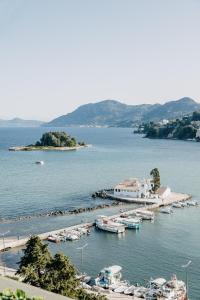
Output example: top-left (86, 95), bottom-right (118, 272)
top-left (8, 145), bottom-right (89, 151)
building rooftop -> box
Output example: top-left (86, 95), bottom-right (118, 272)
top-left (115, 178), bottom-right (140, 191)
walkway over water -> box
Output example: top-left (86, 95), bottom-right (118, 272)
top-left (0, 192), bottom-right (190, 252)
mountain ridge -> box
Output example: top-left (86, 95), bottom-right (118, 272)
top-left (44, 97), bottom-right (200, 128)
top-left (0, 118), bottom-right (44, 127)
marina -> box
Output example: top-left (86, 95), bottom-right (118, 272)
top-left (0, 192), bottom-right (191, 252)
top-left (1, 127), bottom-right (200, 299)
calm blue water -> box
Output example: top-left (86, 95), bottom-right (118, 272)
top-left (0, 127), bottom-right (200, 299)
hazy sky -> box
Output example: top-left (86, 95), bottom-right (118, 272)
top-left (0, 0), bottom-right (200, 121)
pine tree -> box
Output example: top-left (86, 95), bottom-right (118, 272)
top-left (16, 236), bottom-right (52, 287)
top-left (43, 253), bottom-right (79, 298)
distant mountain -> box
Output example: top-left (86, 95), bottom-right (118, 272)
top-left (0, 118), bottom-right (44, 127)
top-left (44, 97), bottom-right (200, 128)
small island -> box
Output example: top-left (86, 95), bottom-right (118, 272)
top-left (9, 131), bottom-right (87, 151)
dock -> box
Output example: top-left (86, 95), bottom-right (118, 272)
top-left (0, 192), bottom-right (191, 252)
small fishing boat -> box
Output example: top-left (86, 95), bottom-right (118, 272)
top-left (134, 209), bottom-right (155, 221)
top-left (95, 265), bottom-right (122, 288)
top-left (160, 206), bottom-right (173, 214)
top-left (47, 235), bottom-right (61, 243)
top-left (96, 216), bottom-right (125, 234)
top-left (65, 232), bottom-right (80, 240)
top-left (114, 217), bottom-right (140, 229)
top-left (123, 285), bottom-right (135, 295)
top-left (35, 160), bottom-right (44, 165)
top-left (187, 200), bottom-right (198, 206)
top-left (114, 285), bottom-right (128, 293)
top-left (172, 202), bottom-right (182, 208)
top-left (134, 287), bottom-right (149, 298)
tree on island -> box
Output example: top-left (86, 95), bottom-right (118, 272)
top-left (150, 168), bottom-right (161, 192)
top-left (35, 132), bottom-right (85, 148)
top-left (17, 236), bottom-right (107, 300)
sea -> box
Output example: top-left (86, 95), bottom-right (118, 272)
top-left (0, 127), bottom-right (200, 299)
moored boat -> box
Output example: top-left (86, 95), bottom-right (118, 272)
top-left (95, 265), bottom-right (122, 288)
top-left (187, 200), bottom-right (198, 206)
top-left (124, 285), bottom-right (136, 295)
top-left (172, 202), bottom-right (182, 208)
top-left (160, 206), bottom-right (173, 214)
top-left (114, 217), bottom-right (141, 229)
top-left (134, 209), bottom-right (155, 221)
top-left (35, 160), bottom-right (44, 165)
top-left (96, 216), bottom-right (125, 233)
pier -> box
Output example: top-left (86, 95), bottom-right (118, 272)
top-left (0, 192), bottom-right (191, 252)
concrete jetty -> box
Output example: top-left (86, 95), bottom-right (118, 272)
top-left (0, 192), bottom-right (191, 252)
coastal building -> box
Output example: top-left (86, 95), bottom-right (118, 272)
top-left (114, 178), bottom-right (152, 199)
top-left (159, 119), bottom-right (169, 125)
top-left (156, 186), bottom-right (171, 199)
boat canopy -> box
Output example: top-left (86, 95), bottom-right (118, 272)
top-left (105, 265), bottom-right (122, 274)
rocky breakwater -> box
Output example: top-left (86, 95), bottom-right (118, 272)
top-left (0, 202), bottom-right (120, 223)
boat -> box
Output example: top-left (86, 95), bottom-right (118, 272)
top-left (47, 235), bottom-right (61, 243)
top-left (172, 202), bottom-right (182, 208)
top-left (149, 278), bottom-right (166, 289)
top-left (95, 265), bottom-right (122, 288)
top-left (180, 202), bottom-right (187, 207)
top-left (114, 217), bottom-right (140, 229)
top-left (66, 233), bottom-right (79, 241)
top-left (96, 216), bottom-right (125, 234)
top-left (134, 209), bottom-right (155, 221)
top-left (187, 200), bottom-right (198, 206)
top-left (160, 206), bottom-right (173, 214)
top-left (35, 160), bottom-right (44, 165)
top-left (114, 285), bottom-right (128, 293)
top-left (146, 275), bottom-right (187, 300)
top-left (134, 287), bottom-right (149, 298)
top-left (123, 285), bottom-right (136, 295)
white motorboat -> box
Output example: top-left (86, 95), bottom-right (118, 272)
top-left (180, 202), bottom-right (187, 207)
top-left (149, 277), bottom-right (166, 289)
top-left (134, 287), bottom-right (149, 298)
top-left (134, 209), bottom-right (155, 221)
top-left (65, 232), bottom-right (79, 240)
top-left (114, 217), bottom-right (140, 229)
top-left (96, 216), bottom-right (125, 233)
top-left (35, 160), bottom-right (44, 165)
top-left (47, 235), bottom-right (61, 243)
top-left (124, 285), bottom-right (135, 295)
top-left (147, 275), bottom-right (187, 300)
top-left (172, 202), bottom-right (182, 208)
top-left (160, 206), bottom-right (173, 214)
top-left (187, 200), bottom-right (198, 206)
top-left (114, 285), bottom-right (128, 293)
top-left (95, 265), bottom-right (122, 288)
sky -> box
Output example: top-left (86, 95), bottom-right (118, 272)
top-left (0, 0), bottom-right (200, 121)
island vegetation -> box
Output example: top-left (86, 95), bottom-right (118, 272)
top-left (137, 111), bottom-right (200, 141)
top-left (17, 236), bottom-right (107, 300)
top-left (150, 168), bottom-right (161, 192)
top-left (9, 132), bottom-right (86, 151)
